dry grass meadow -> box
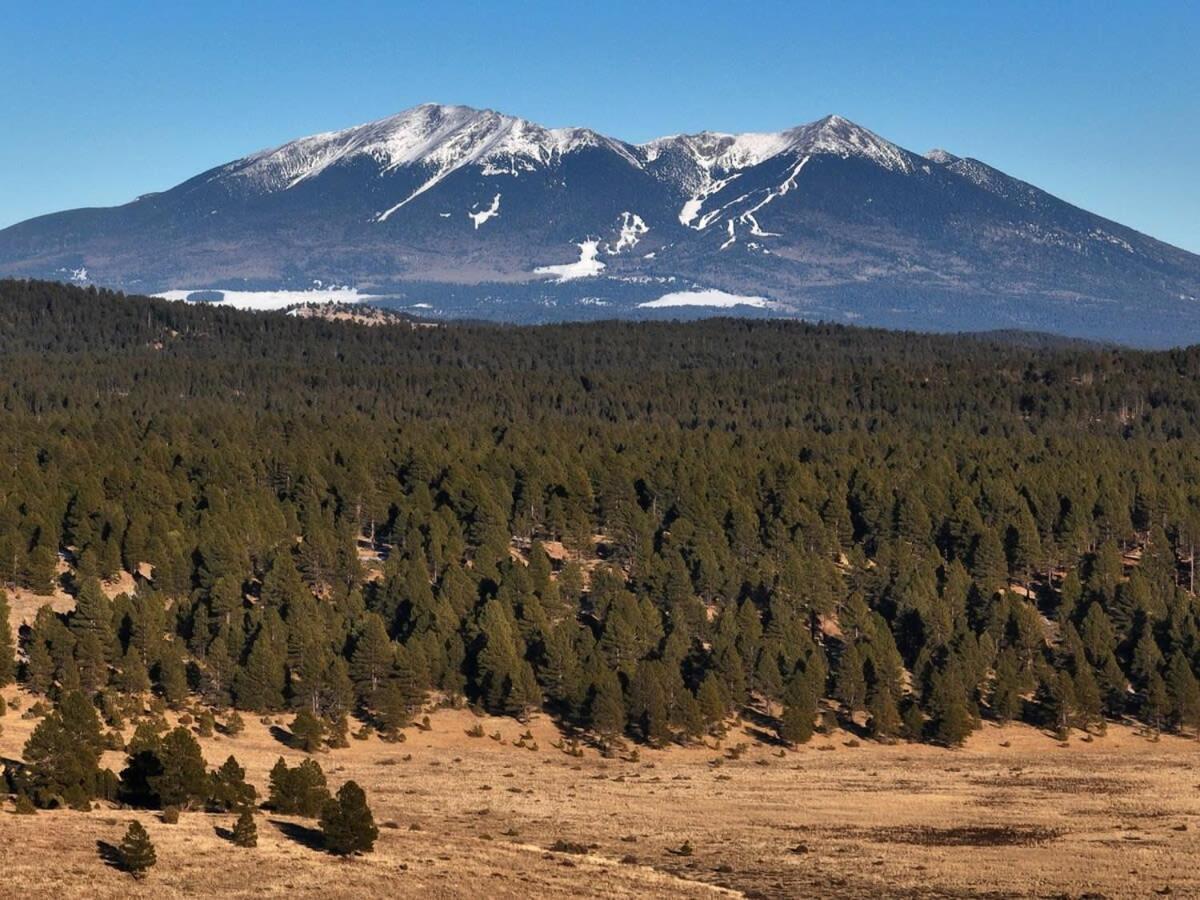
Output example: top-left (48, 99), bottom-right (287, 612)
top-left (0, 684), bottom-right (1197, 899)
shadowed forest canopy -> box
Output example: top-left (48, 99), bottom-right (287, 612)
top-left (4, 277), bottom-right (1200, 752)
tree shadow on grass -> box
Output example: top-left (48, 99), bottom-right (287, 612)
top-left (269, 725), bottom-right (299, 749)
top-left (96, 839), bottom-right (124, 872)
top-left (270, 818), bottom-right (325, 852)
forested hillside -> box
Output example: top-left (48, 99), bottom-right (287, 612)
top-left (3, 277), bottom-right (1200, 777)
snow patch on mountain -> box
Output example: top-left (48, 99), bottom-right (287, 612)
top-left (926, 148), bottom-right (960, 164)
top-left (720, 219), bottom-right (737, 250)
top-left (155, 287), bottom-right (375, 311)
top-left (639, 289), bottom-right (772, 309)
top-left (609, 212), bottom-right (648, 253)
top-left (534, 241), bottom-right (605, 281)
top-left (469, 194), bottom-right (501, 229)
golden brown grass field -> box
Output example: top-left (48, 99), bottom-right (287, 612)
top-left (1, 685), bottom-right (1198, 899)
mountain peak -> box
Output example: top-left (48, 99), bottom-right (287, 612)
top-left (223, 102), bottom-right (634, 199)
top-left (926, 148), bottom-right (960, 164)
top-left (784, 114), bottom-right (914, 172)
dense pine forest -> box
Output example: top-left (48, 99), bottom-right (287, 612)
top-left (4, 276), bottom-right (1200, 808)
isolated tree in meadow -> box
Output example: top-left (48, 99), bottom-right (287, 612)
top-left (268, 757), bottom-right (330, 817)
top-left (232, 808), bottom-right (258, 847)
top-left (320, 780), bottom-right (378, 856)
top-left (290, 708), bottom-right (325, 752)
top-left (118, 820), bottom-right (156, 879)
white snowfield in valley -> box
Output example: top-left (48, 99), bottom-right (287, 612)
top-left (534, 241), bottom-right (606, 281)
top-left (638, 289), bottom-right (773, 309)
top-left (155, 287), bottom-right (375, 311)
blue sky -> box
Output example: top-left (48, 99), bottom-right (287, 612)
top-left (2, 1), bottom-right (1197, 251)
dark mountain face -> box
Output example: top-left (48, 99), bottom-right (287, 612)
top-left (2, 103), bottom-right (1198, 346)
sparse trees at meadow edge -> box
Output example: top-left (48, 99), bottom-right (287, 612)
top-left (3, 277), bottom-right (1200, 773)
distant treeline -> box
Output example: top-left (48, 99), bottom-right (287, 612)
top-left (2, 277), bottom-right (1200, 753)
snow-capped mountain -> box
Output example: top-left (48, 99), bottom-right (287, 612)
top-left (2, 103), bottom-right (1198, 346)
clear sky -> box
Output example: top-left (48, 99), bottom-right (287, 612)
top-left (2, 1), bottom-right (1197, 251)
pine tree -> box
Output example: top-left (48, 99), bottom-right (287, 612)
top-left (231, 809), bottom-right (258, 848)
top-left (507, 660), bottom-right (542, 721)
top-left (867, 684), bottom-right (902, 741)
top-left (779, 673), bottom-right (818, 745)
top-left (628, 663), bottom-right (671, 745)
top-left (697, 674), bottom-right (727, 734)
top-left (25, 544), bottom-right (58, 596)
top-left (588, 668), bottom-right (627, 741)
top-left (118, 820), bottom-right (156, 878)
top-left (473, 598), bottom-right (525, 714)
top-left (349, 613), bottom-right (393, 706)
top-left (156, 646), bottom-right (188, 707)
top-left (21, 691), bottom-right (104, 808)
top-left (320, 780), bottom-right (378, 856)
top-left (835, 642), bottom-right (867, 713)
top-left (1166, 654), bottom-right (1200, 735)
top-left (929, 665), bottom-right (973, 747)
top-left (1044, 670), bottom-right (1077, 738)
top-left (149, 727), bottom-right (208, 809)
top-left (373, 679), bottom-right (413, 734)
top-left (0, 589), bottom-right (15, 686)
top-left (990, 648), bottom-right (1024, 723)
top-left (1140, 668), bottom-right (1167, 732)
top-left (290, 708), bottom-right (325, 752)
top-left (119, 721), bottom-right (166, 807)
top-left (209, 755), bottom-right (257, 812)
top-left (971, 528), bottom-right (1008, 598)
top-left (25, 635), bottom-right (55, 695)
top-left (268, 757), bottom-right (330, 817)
top-left (234, 630), bottom-right (286, 710)
top-left (1073, 664), bottom-right (1103, 733)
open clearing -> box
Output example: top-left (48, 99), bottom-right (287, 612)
top-left (0, 688), bottom-right (1196, 898)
